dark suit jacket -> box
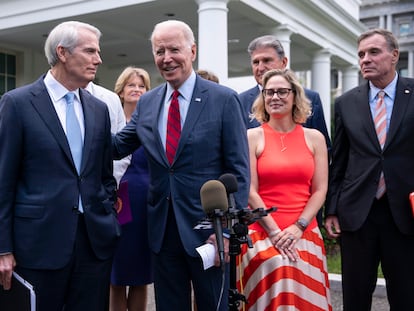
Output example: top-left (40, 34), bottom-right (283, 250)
top-left (239, 85), bottom-right (332, 155)
top-left (113, 76), bottom-right (250, 257)
top-left (0, 76), bottom-right (119, 269)
top-left (325, 77), bottom-right (414, 234)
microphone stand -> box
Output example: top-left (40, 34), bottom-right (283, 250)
top-left (226, 207), bottom-right (276, 311)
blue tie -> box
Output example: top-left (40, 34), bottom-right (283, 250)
top-left (65, 92), bottom-right (83, 173)
top-left (65, 92), bottom-right (84, 212)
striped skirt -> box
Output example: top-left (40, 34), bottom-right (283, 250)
top-left (237, 227), bottom-right (332, 311)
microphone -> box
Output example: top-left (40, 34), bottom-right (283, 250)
top-left (200, 180), bottom-right (228, 270)
top-left (218, 173), bottom-right (238, 210)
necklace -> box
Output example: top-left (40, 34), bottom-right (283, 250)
top-left (280, 135), bottom-right (287, 152)
top-left (267, 123), bottom-right (296, 152)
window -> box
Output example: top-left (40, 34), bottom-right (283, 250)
top-left (399, 23), bottom-right (411, 36)
top-left (0, 52), bottom-right (16, 97)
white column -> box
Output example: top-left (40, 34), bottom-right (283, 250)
top-left (342, 65), bottom-right (359, 93)
top-left (196, 0), bottom-right (229, 83)
top-left (273, 24), bottom-right (295, 69)
top-left (386, 14), bottom-right (392, 30)
top-left (311, 49), bottom-right (332, 136)
top-left (408, 50), bottom-right (414, 78)
top-left (379, 15), bottom-right (385, 29)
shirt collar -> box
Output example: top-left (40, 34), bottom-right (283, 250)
top-left (166, 71), bottom-right (196, 101)
top-left (44, 70), bottom-right (80, 102)
top-left (369, 72), bottom-right (398, 101)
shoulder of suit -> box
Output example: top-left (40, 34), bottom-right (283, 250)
top-left (239, 86), bottom-right (258, 97)
top-left (336, 83), bottom-right (368, 103)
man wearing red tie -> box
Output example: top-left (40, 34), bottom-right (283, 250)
top-left (325, 28), bottom-right (414, 310)
top-left (112, 20), bottom-right (249, 311)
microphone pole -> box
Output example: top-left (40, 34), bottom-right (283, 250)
top-left (200, 180), bottom-right (228, 271)
top-left (218, 174), bottom-right (247, 311)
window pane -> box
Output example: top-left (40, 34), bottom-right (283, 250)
top-left (0, 75), bottom-right (5, 95)
top-left (7, 76), bottom-right (15, 90)
top-left (7, 54), bottom-right (16, 75)
top-left (0, 53), bottom-right (5, 73)
top-left (400, 23), bottom-right (411, 36)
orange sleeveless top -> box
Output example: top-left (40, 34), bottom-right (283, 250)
top-left (249, 123), bottom-right (317, 232)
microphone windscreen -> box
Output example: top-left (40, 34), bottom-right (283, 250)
top-left (200, 180), bottom-right (228, 214)
top-left (218, 173), bottom-right (238, 194)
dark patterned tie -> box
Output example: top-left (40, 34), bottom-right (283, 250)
top-left (166, 90), bottom-right (181, 164)
top-left (374, 90), bottom-right (386, 199)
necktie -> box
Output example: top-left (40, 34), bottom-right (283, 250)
top-left (65, 92), bottom-right (83, 173)
top-left (374, 90), bottom-right (386, 199)
top-left (166, 90), bottom-right (181, 164)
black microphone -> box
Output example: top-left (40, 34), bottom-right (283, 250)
top-left (200, 180), bottom-right (228, 270)
top-left (218, 173), bottom-right (238, 210)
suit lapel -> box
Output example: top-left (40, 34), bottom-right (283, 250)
top-left (385, 77), bottom-right (413, 150)
top-left (151, 86), bottom-right (170, 165)
top-left (30, 80), bottom-right (74, 168)
top-left (80, 89), bottom-right (95, 173)
top-left (175, 78), bottom-right (206, 159)
top-left (358, 84), bottom-right (380, 148)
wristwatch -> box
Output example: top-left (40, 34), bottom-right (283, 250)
top-left (295, 218), bottom-right (309, 231)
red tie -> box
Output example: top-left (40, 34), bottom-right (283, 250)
top-left (166, 90), bottom-right (181, 164)
top-left (374, 90), bottom-right (386, 199)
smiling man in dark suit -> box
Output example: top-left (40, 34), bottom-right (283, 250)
top-left (0, 21), bottom-right (119, 310)
top-left (112, 20), bottom-right (249, 311)
top-left (325, 28), bottom-right (414, 310)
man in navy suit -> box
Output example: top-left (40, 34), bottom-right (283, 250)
top-left (325, 29), bottom-right (414, 310)
top-left (0, 21), bottom-right (119, 310)
top-left (239, 35), bottom-right (331, 227)
top-left (113, 20), bottom-right (249, 311)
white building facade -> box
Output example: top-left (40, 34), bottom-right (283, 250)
top-left (0, 0), bottom-right (367, 135)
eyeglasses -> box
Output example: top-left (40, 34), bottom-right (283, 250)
top-left (262, 88), bottom-right (293, 99)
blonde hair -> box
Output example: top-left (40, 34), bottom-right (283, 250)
top-left (114, 67), bottom-right (151, 102)
top-left (251, 69), bottom-right (311, 124)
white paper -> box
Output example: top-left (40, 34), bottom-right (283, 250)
top-left (196, 243), bottom-right (216, 270)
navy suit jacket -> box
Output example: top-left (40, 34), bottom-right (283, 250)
top-left (239, 85), bottom-right (332, 155)
top-left (325, 77), bottom-right (414, 234)
top-left (0, 76), bottom-right (119, 269)
top-left (113, 76), bottom-right (250, 256)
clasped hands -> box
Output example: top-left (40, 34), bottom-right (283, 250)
top-left (269, 225), bottom-right (302, 262)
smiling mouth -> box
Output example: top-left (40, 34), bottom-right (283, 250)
top-left (164, 67), bottom-right (177, 72)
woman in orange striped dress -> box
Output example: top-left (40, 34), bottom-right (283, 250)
top-left (238, 69), bottom-right (331, 310)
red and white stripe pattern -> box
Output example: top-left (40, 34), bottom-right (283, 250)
top-left (374, 90), bottom-right (386, 199)
top-left (237, 228), bottom-right (332, 311)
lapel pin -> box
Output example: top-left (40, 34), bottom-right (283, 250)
top-left (404, 89), bottom-right (410, 94)
top-left (195, 98), bottom-right (201, 102)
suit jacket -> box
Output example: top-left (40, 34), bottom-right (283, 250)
top-left (113, 76), bottom-right (250, 256)
top-left (0, 76), bottom-right (119, 269)
top-left (239, 85), bottom-right (332, 155)
top-left (325, 77), bottom-right (414, 234)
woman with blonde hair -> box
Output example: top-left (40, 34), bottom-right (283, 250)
top-left (110, 66), bottom-right (152, 311)
top-left (239, 68), bottom-right (331, 310)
